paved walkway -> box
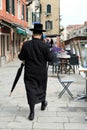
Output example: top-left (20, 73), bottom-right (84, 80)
top-left (0, 59), bottom-right (87, 130)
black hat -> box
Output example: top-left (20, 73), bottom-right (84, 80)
top-left (30, 23), bottom-right (46, 33)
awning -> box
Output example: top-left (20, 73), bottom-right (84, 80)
top-left (0, 20), bottom-right (15, 28)
top-left (17, 27), bottom-right (26, 35)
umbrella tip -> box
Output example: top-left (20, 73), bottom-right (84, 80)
top-left (9, 92), bottom-right (12, 97)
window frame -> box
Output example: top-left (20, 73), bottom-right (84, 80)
top-left (22, 4), bottom-right (25, 20)
top-left (7, 35), bottom-right (10, 51)
top-left (40, 4), bottom-right (42, 14)
top-left (0, 0), bottom-right (2, 10)
top-left (47, 4), bottom-right (51, 14)
top-left (6, 0), bottom-right (10, 13)
top-left (1, 35), bottom-right (5, 56)
top-left (12, 0), bottom-right (15, 15)
top-left (26, 7), bottom-right (28, 22)
top-left (45, 20), bottom-right (53, 30)
top-left (18, 0), bottom-right (21, 19)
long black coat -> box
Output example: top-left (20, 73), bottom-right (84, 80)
top-left (18, 38), bottom-right (53, 105)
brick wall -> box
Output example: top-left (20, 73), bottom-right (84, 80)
top-left (0, 0), bottom-right (28, 28)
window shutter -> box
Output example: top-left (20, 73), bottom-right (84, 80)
top-left (6, 0), bottom-right (10, 13)
top-left (47, 4), bottom-right (51, 13)
top-left (22, 4), bottom-right (24, 20)
top-left (45, 21), bottom-right (47, 30)
top-left (12, 0), bottom-right (15, 15)
top-left (0, 0), bottom-right (2, 9)
top-left (26, 8), bottom-right (28, 22)
top-left (40, 4), bottom-right (42, 14)
top-left (50, 21), bottom-right (53, 29)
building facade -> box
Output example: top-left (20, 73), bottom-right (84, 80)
top-left (63, 22), bottom-right (87, 66)
top-left (40, 0), bottom-right (60, 36)
top-left (26, 0), bottom-right (60, 38)
top-left (0, 0), bottom-right (60, 66)
top-left (0, 0), bottom-right (28, 66)
top-left (26, 0), bottom-right (40, 28)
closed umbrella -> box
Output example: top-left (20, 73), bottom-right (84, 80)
top-left (9, 62), bottom-right (24, 96)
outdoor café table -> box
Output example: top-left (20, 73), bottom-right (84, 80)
top-left (57, 54), bottom-right (71, 74)
top-left (78, 66), bottom-right (87, 100)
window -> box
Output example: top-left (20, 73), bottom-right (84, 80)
top-left (45, 21), bottom-right (53, 30)
top-left (7, 36), bottom-right (10, 51)
top-left (22, 4), bottom-right (24, 20)
top-left (32, 12), bottom-right (36, 22)
top-left (26, 8), bottom-right (28, 22)
top-left (0, 0), bottom-right (2, 10)
top-left (79, 30), bottom-right (81, 34)
top-left (18, 0), bottom-right (21, 19)
top-left (6, 0), bottom-right (10, 13)
top-left (1, 35), bottom-right (5, 56)
top-left (12, 0), bottom-right (15, 15)
top-left (40, 4), bottom-right (42, 14)
top-left (32, 12), bottom-right (40, 23)
top-left (47, 4), bottom-right (51, 13)
top-left (73, 32), bottom-right (76, 35)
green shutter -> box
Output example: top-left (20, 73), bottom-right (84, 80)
top-left (45, 21), bottom-right (47, 30)
top-left (51, 21), bottom-right (53, 29)
top-left (40, 4), bottom-right (42, 14)
top-left (26, 8), bottom-right (28, 22)
top-left (6, 0), bottom-right (10, 13)
top-left (22, 4), bottom-right (24, 20)
top-left (47, 4), bottom-right (51, 13)
top-left (32, 12), bottom-right (33, 22)
top-left (12, 0), bottom-right (15, 15)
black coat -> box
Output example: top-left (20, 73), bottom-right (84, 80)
top-left (18, 38), bottom-right (53, 105)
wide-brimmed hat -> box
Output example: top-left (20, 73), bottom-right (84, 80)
top-left (30, 23), bottom-right (46, 32)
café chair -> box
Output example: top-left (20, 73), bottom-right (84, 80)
top-left (67, 54), bottom-right (79, 74)
top-left (57, 72), bottom-right (74, 98)
top-left (48, 52), bottom-right (60, 74)
top-left (58, 58), bottom-right (69, 74)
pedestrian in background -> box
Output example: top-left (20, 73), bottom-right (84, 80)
top-left (50, 38), bottom-right (54, 48)
top-left (18, 23), bottom-right (53, 120)
top-left (20, 37), bottom-right (27, 50)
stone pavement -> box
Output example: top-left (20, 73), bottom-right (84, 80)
top-left (0, 59), bottom-right (87, 130)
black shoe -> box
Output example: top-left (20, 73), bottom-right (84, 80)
top-left (28, 112), bottom-right (34, 120)
top-left (41, 101), bottom-right (48, 111)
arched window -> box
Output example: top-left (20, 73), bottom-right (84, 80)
top-left (47, 4), bottom-right (51, 13)
top-left (45, 20), bottom-right (53, 30)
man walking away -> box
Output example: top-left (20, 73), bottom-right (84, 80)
top-left (18, 23), bottom-right (53, 120)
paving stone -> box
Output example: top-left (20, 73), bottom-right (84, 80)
top-left (0, 117), bottom-right (15, 122)
top-left (0, 59), bottom-right (87, 130)
top-left (13, 129), bottom-right (43, 130)
top-left (8, 122), bottom-right (32, 129)
top-left (57, 111), bottom-right (86, 117)
top-left (33, 122), bottom-right (63, 129)
top-left (64, 123), bottom-right (87, 130)
top-left (0, 122), bottom-right (8, 129)
top-left (37, 116), bottom-right (69, 123)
